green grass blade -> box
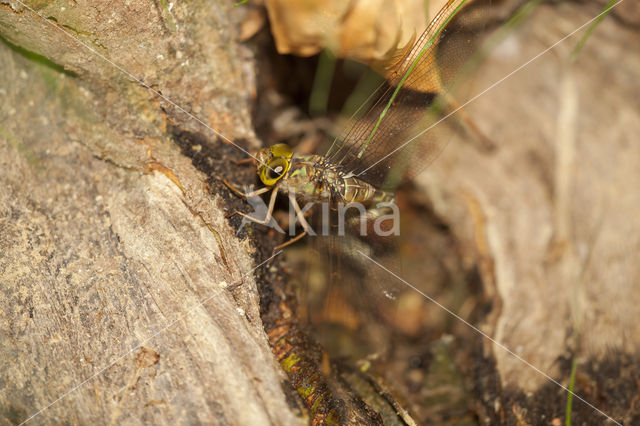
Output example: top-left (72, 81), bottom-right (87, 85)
top-left (565, 357), bottom-right (579, 426)
top-left (570, 0), bottom-right (616, 61)
top-left (309, 49), bottom-right (337, 117)
top-left (357, 0), bottom-right (469, 159)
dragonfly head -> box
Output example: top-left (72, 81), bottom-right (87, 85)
top-left (256, 143), bottom-right (294, 186)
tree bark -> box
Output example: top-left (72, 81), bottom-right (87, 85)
top-left (3, 0), bottom-right (640, 425)
top-left (0, 1), bottom-right (301, 424)
top-left (417, 2), bottom-right (640, 423)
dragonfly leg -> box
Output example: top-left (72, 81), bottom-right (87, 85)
top-left (227, 187), bottom-right (279, 225)
top-left (222, 178), bottom-right (271, 198)
top-left (271, 194), bottom-right (310, 257)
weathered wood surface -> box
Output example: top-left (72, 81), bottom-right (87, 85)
top-left (418, 2), bottom-right (640, 423)
top-left (0, 1), bottom-right (301, 424)
top-left (3, 0), bottom-right (640, 424)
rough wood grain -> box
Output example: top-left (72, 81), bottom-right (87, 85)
top-left (417, 2), bottom-right (640, 423)
top-left (0, 1), bottom-right (301, 424)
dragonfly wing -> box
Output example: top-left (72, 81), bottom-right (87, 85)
top-left (325, 0), bottom-right (484, 189)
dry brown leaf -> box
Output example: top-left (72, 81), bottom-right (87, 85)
top-left (264, 0), bottom-right (449, 65)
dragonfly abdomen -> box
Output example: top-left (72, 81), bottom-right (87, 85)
top-left (340, 175), bottom-right (377, 203)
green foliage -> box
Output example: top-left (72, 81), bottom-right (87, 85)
top-left (570, 0), bottom-right (617, 61)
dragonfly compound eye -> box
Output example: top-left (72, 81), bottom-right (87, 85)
top-left (259, 157), bottom-right (290, 186)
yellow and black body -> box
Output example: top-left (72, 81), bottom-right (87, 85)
top-left (255, 143), bottom-right (395, 207)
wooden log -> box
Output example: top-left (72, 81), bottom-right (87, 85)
top-left (0, 1), bottom-right (302, 424)
top-left (418, 2), bottom-right (640, 423)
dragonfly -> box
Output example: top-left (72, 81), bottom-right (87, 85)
top-left (225, 0), bottom-right (484, 253)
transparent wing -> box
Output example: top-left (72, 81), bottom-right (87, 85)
top-left (325, 0), bottom-right (487, 189)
